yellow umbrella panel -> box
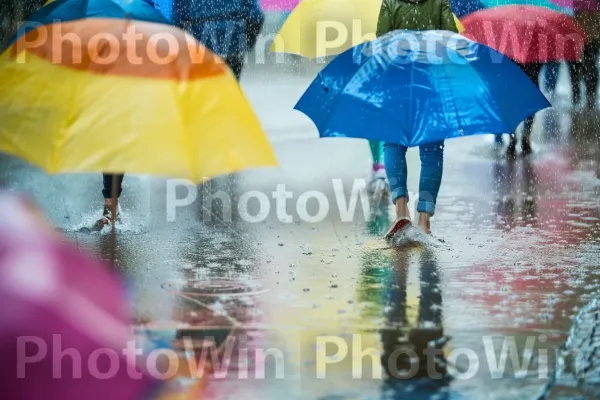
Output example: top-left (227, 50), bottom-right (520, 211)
top-left (271, 0), bottom-right (464, 58)
top-left (0, 19), bottom-right (277, 183)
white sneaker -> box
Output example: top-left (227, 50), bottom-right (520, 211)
top-left (384, 217), bottom-right (412, 241)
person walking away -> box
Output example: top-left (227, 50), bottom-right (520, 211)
top-left (506, 62), bottom-right (543, 156)
top-left (172, 0), bottom-right (264, 80)
top-left (94, 0), bottom-right (265, 229)
top-left (377, 0), bottom-right (458, 237)
top-left (568, 2), bottom-right (600, 108)
top-left (543, 61), bottom-right (561, 96)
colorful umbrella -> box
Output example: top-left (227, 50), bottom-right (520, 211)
top-left (295, 30), bottom-right (550, 147)
top-left (449, 0), bottom-right (486, 18)
top-left (0, 192), bottom-right (162, 400)
top-left (461, 6), bottom-right (585, 63)
top-left (270, 0), bottom-right (464, 58)
top-left (0, 0), bottom-right (277, 262)
top-left (0, 0), bottom-right (276, 185)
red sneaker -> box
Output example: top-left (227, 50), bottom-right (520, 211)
top-left (384, 217), bottom-right (411, 241)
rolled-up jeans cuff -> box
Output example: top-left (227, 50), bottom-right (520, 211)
top-left (417, 201), bottom-right (435, 216)
top-left (391, 189), bottom-right (409, 204)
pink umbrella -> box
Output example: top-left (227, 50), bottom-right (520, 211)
top-left (550, 0), bottom-right (599, 10)
top-left (0, 193), bottom-right (161, 400)
top-left (260, 0), bottom-right (300, 11)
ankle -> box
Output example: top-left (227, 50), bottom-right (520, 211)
top-left (395, 198), bottom-right (409, 219)
top-left (417, 213), bottom-right (432, 232)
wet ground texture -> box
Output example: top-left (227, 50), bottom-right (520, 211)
top-left (2, 64), bottom-right (600, 399)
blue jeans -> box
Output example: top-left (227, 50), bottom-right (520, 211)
top-left (384, 141), bottom-right (444, 216)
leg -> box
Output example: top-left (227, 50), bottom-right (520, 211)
top-left (521, 63), bottom-right (542, 154)
top-left (508, 63), bottom-right (528, 157)
top-left (384, 143), bottom-right (409, 219)
top-left (568, 60), bottom-right (583, 105)
top-left (95, 174), bottom-right (124, 230)
top-left (544, 62), bottom-right (560, 94)
top-left (369, 141), bottom-right (384, 168)
top-left (582, 41), bottom-right (599, 108)
top-left (102, 174), bottom-right (124, 200)
top-left (368, 141), bottom-right (387, 199)
top-left (383, 143), bottom-right (411, 239)
top-left (417, 141), bottom-right (444, 233)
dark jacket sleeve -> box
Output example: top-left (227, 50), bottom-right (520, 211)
top-left (376, 0), bottom-right (393, 37)
top-left (440, 0), bottom-right (458, 33)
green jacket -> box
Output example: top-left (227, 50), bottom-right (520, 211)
top-left (376, 0), bottom-right (458, 37)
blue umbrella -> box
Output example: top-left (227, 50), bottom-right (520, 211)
top-left (295, 30), bottom-right (551, 147)
top-left (449, 0), bottom-right (486, 17)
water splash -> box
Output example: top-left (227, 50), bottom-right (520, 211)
top-left (390, 225), bottom-right (448, 249)
top-left (65, 207), bottom-right (148, 235)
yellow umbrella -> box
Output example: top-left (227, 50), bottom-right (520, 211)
top-left (0, 3), bottom-right (277, 264)
top-left (271, 0), bottom-right (464, 58)
top-left (0, 21), bottom-right (276, 183)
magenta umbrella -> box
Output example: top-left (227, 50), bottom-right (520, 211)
top-left (550, 0), bottom-right (599, 10)
top-left (0, 193), bottom-right (161, 400)
top-left (260, 0), bottom-right (300, 11)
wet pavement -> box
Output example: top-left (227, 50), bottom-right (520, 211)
top-left (2, 63), bottom-right (600, 399)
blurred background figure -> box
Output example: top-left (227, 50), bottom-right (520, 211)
top-left (568, 0), bottom-right (600, 108)
top-left (0, 192), bottom-right (178, 400)
top-left (368, 141), bottom-right (389, 200)
top-left (0, 0), bottom-right (45, 50)
top-left (151, 0), bottom-right (264, 80)
top-left (508, 62), bottom-right (544, 156)
top-left (543, 61), bottom-right (562, 96)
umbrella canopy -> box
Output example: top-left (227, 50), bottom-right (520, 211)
top-left (295, 30), bottom-right (550, 147)
top-left (0, 0), bottom-right (277, 183)
top-left (260, 0), bottom-right (301, 11)
top-left (450, 0), bottom-right (486, 18)
top-left (480, 0), bottom-right (571, 12)
top-left (270, 0), bottom-right (464, 58)
top-left (0, 193), bottom-right (161, 400)
top-left (461, 5), bottom-right (586, 63)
